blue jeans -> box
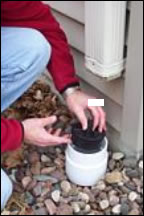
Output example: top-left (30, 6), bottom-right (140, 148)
top-left (1, 27), bottom-right (51, 210)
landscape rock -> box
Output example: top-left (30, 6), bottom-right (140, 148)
top-left (112, 152), bottom-right (125, 161)
top-left (56, 204), bottom-right (73, 215)
top-left (41, 155), bottom-right (51, 163)
top-left (106, 172), bottom-right (123, 184)
top-left (128, 191), bottom-right (138, 202)
top-left (28, 152), bottom-right (40, 164)
top-left (123, 157), bottom-right (137, 168)
top-left (22, 176), bottom-right (32, 189)
top-left (99, 200), bottom-right (109, 210)
top-left (41, 167), bottom-right (56, 175)
top-left (51, 190), bottom-right (61, 203)
top-left (112, 204), bottom-right (121, 214)
top-left (45, 199), bottom-right (57, 215)
top-left (61, 181), bottom-right (72, 194)
top-left (78, 192), bottom-right (90, 203)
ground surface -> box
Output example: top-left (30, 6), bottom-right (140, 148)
top-left (1, 81), bottom-right (143, 215)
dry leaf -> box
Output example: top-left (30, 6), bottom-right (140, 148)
top-left (3, 149), bottom-right (24, 169)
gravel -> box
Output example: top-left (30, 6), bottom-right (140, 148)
top-left (51, 190), bottom-right (61, 203)
top-left (2, 81), bottom-right (143, 216)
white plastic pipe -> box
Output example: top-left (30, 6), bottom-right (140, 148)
top-left (66, 137), bottom-right (108, 186)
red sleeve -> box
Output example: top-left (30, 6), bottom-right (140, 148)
top-left (1, 118), bottom-right (23, 153)
top-left (1, 1), bottom-right (79, 93)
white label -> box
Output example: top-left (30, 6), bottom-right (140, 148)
top-left (88, 99), bottom-right (104, 107)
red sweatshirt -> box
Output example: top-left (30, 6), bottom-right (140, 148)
top-left (1, 1), bottom-right (79, 153)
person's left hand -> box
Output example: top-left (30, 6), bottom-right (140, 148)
top-left (65, 90), bottom-right (106, 132)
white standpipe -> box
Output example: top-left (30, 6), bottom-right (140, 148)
top-left (66, 137), bottom-right (108, 186)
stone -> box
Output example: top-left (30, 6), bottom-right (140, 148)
top-left (126, 168), bottom-right (139, 178)
top-left (35, 203), bottom-right (44, 208)
top-left (139, 160), bottom-right (143, 175)
top-left (87, 212), bottom-right (97, 215)
top-left (25, 192), bottom-right (35, 205)
top-left (34, 207), bottom-right (47, 215)
top-left (41, 188), bottom-right (51, 198)
top-left (99, 200), bottom-right (109, 210)
top-left (109, 195), bottom-right (120, 206)
top-left (55, 147), bottom-right (62, 154)
top-left (78, 192), bottom-right (90, 203)
top-left (36, 197), bottom-right (44, 203)
top-left (71, 202), bottom-right (81, 214)
top-left (112, 204), bottom-right (121, 214)
top-left (128, 191), bottom-right (138, 202)
top-left (28, 151), bottom-right (40, 164)
top-left (108, 159), bottom-right (116, 171)
top-left (125, 182), bottom-right (136, 191)
top-left (51, 190), bottom-right (61, 203)
top-left (31, 162), bottom-right (41, 175)
top-left (112, 152), bottom-right (125, 161)
top-left (108, 190), bottom-right (117, 196)
top-left (54, 158), bottom-right (64, 168)
top-left (84, 204), bottom-right (91, 214)
top-left (96, 181), bottom-right (106, 191)
top-left (15, 169), bottom-right (25, 182)
top-left (77, 201), bottom-right (86, 210)
top-left (120, 186), bottom-right (131, 194)
top-left (121, 203), bottom-right (130, 215)
top-left (27, 180), bottom-right (37, 191)
top-left (104, 209), bottom-right (111, 215)
top-left (41, 167), bottom-right (56, 175)
top-left (139, 160), bottom-right (143, 169)
top-left (33, 184), bottom-right (42, 197)
top-left (118, 182), bottom-right (124, 187)
top-left (41, 155), bottom-right (51, 163)
top-left (34, 175), bottom-right (58, 183)
top-left (105, 172), bottom-right (123, 184)
top-left (133, 178), bottom-right (142, 187)
top-left (22, 176), bottom-right (32, 189)
top-left (128, 209), bottom-right (140, 215)
top-left (56, 204), bottom-right (73, 215)
top-left (14, 183), bottom-right (24, 193)
top-left (99, 192), bottom-right (107, 200)
top-left (51, 171), bottom-right (65, 181)
top-left (123, 157), bottom-right (137, 168)
top-left (45, 199), bottom-right (57, 215)
top-left (83, 189), bottom-right (95, 203)
top-left (132, 201), bottom-right (141, 209)
top-left (122, 169), bottom-right (130, 182)
top-left (69, 187), bottom-right (79, 197)
top-left (60, 181), bottom-right (72, 194)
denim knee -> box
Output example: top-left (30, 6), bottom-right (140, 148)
top-left (29, 29), bottom-right (51, 65)
top-left (24, 29), bottom-right (52, 72)
top-left (1, 170), bottom-right (13, 211)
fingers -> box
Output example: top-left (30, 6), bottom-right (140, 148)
top-left (75, 107), bottom-right (88, 130)
top-left (40, 130), bottom-right (71, 145)
top-left (54, 128), bottom-right (62, 136)
top-left (97, 107), bottom-right (106, 132)
top-left (88, 107), bottom-right (106, 132)
top-left (49, 134), bottom-right (71, 144)
top-left (89, 107), bottom-right (100, 130)
top-left (47, 128), bottom-right (53, 134)
top-left (40, 116), bottom-right (57, 127)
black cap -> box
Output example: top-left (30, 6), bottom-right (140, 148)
top-left (71, 120), bottom-right (106, 154)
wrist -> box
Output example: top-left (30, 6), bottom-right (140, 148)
top-left (62, 86), bottom-right (81, 99)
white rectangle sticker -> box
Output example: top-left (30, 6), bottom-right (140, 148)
top-left (88, 99), bottom-right (104, 107)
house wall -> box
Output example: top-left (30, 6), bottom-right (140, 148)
top-left (43, 1), bottom-right (143, 157)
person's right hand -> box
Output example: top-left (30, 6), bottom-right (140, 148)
top-left (22, 116), bottom-right (71, 147)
